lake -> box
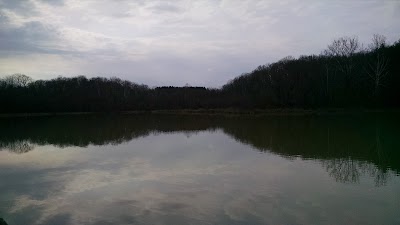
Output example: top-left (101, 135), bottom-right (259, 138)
top-left (0, 113), bottom-right (399, 225)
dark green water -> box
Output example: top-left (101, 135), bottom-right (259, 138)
top-left (0, 114), bottom-right (399, 225)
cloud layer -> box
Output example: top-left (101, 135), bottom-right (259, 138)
top-left (0, 0), bottom-right (399, 86)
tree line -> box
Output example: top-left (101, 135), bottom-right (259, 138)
top-left (223, 34), bottom-right (400, 108)
top-left (1, 34), bottom-right (399, 113)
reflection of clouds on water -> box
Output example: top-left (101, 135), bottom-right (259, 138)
top-left (3, 133), bottom-right (245, 224)
top-left (0, 132), bottom-right (289, 224)
top-left (8, 164), bottom-right (234, 224)
top-left (1, 126), bottom-right (400, 224)
top-left (224, 193), bottom-right (278, 221)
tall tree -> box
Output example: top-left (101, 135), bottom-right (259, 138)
top-left (366, 34), bottom-right (389, 100)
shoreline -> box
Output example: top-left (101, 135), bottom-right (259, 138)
top-left (0, 108), bottom-right (399, 118)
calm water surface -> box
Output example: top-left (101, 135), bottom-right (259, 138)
top-left (0, 114), bottom-right (399, 225)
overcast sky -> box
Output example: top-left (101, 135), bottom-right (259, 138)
top-left (0, 0), bottom-right (399, 87)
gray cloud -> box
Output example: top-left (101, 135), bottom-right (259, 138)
top-left (149, 2), bottom-right (183, 14)
top-left (0, 0), bottom-right (38, 16)
top-left (40, 0), bottom-right (65, 6)
top-left (0, 0), bottom-right (399, 86)
top-left (0, 21), bottom-right (64, 55)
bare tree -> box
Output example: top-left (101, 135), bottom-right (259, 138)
top-left (324, 36), bottom-right (360, 77)
top-left (365, 34), bottom-right (389, 98)
top-left (369, 34), bottom-right (387, 51)
top-left (4, 74), bottom-right (33, 87)
top-left (325, 36), bottom-right (360, 57)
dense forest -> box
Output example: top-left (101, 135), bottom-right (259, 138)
top-left (1, 35), bottom-right (399, 113)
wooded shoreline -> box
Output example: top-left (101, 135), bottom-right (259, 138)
top-left (1, 108), bottom-right (399, 118)
top-left (2, 35), bottom-right (399, 113)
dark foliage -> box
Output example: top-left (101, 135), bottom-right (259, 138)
top-left (1, 35), bottom-right (399, 113)
top-left (223, 37), bottom-right (400, 108)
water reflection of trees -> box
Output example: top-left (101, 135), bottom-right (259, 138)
top-left (323, 158), bottom-right (363, 184)
top-left (0, 140), bottom-right (35, 154)
top-left (220, 114), bottom-right (399, 185)
top-left (0, 115), bottom-right (217, 150)
top-left (322, 158), bottom-right (391, 186)
top-left (0, 114), bottom-right (399, 185)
